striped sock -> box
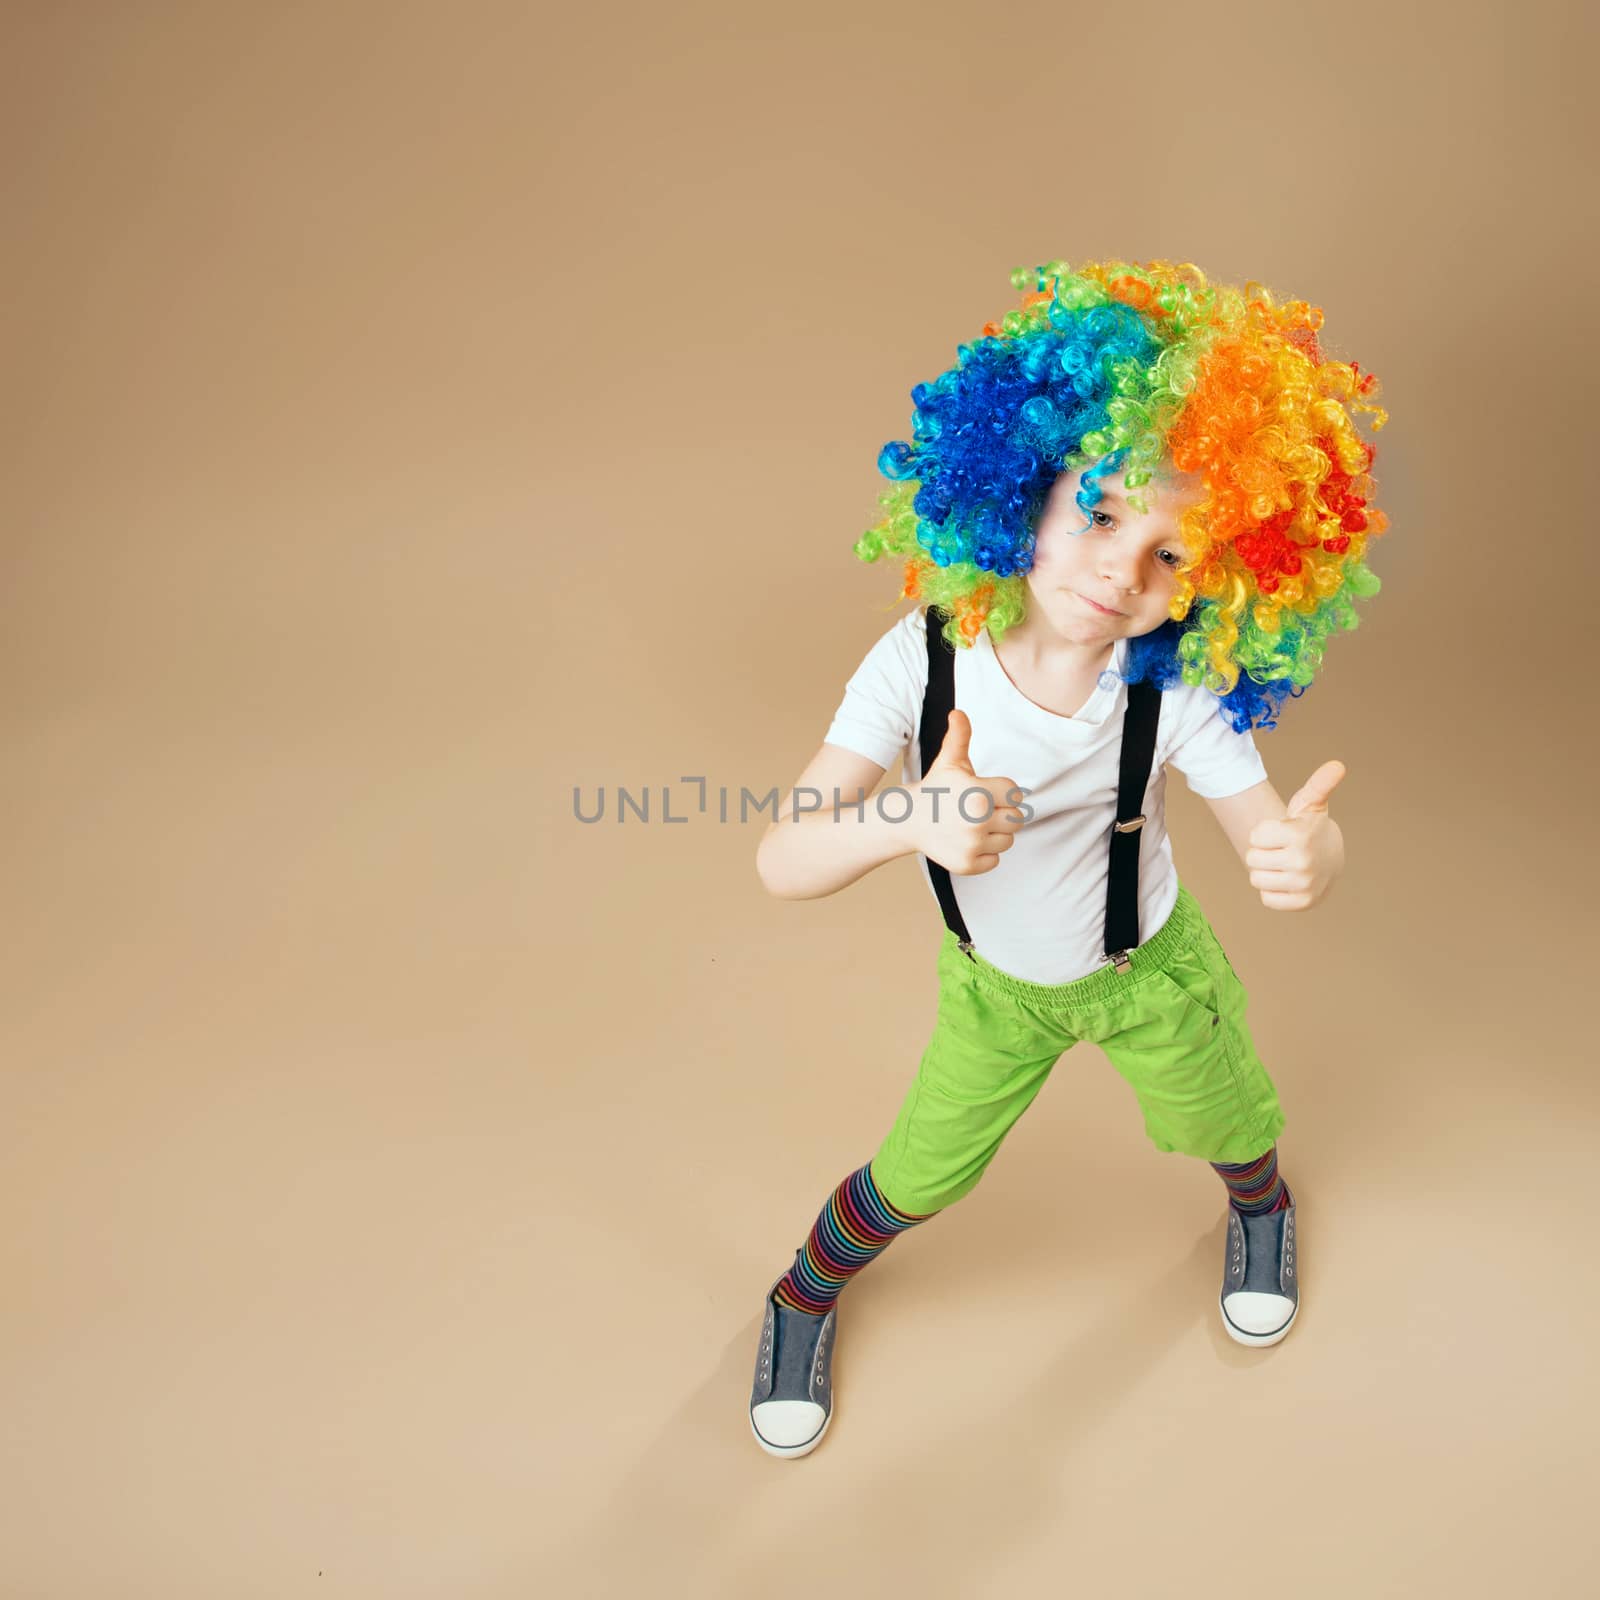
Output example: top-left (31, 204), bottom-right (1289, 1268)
top-left (1211, 1146), bottom-right (1293, 1216)
top-left (771, 1161), bottom-right (936, 1315)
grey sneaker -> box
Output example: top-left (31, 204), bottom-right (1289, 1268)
top-left (1220, 1197), bottom-right (1298, 1347)
top-left (749, 1250), bottom-right (835, 1459)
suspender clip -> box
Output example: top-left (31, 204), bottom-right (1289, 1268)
top-left (1105, 949), bottom-right (1133, 974)
top-left (1112, 815), bottom-right (1145, 834)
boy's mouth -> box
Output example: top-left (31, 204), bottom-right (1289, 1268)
top-left (1073, 591), bottom-right (1123, 616)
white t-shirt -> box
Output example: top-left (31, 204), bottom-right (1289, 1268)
top-left (822, 607), bottom-right (1269, 983)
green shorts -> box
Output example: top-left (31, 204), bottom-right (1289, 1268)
top-left (870, 884), bottom-right (1286, 1214)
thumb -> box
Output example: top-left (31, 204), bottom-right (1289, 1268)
top-left (935, 709), bottom-right (976, 774)
top-left (1286, 759), bottom-right (1346, 819)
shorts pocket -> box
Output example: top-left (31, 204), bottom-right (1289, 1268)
top-left (1151, 952), bottom-right (1224, 1024)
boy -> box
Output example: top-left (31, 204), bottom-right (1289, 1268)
top-left (748, 260), bottom-right (1387, 1459)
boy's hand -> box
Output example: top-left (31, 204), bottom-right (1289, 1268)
top-left (912, 710), bottom-right (1026, 876)
top-left (1245, 760), bottom-right (1346, 911)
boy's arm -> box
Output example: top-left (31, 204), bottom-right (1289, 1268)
top-left (757, 742), bottom-right (915, 900)
top-left (1202, 761), bottom-right (1348, 911)
top-left (1203, 778), bottom-right (1289, 862)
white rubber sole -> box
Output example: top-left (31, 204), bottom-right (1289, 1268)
top-left (1220, 1295), bottom-right (1298, 1348)
top-left (749, 1407), bottom-right (832, 1459)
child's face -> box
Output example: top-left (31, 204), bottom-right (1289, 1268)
top-left (1023, 464), bottom-right (1208, 642)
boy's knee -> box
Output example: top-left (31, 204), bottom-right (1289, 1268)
top-left (869, 1152), bottom-right (986, 1218)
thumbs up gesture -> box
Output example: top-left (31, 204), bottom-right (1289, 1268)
top-left (912, 709), bottom-right (1028, 876)
top-left (1245, 760), bottom-right (1347, 911)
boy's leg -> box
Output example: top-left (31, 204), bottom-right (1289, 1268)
top-left (1085, 887), bottom-right (1298, 1345)
top-left (774, 929), bottom-right (1074, 1312)
top-left (868, 930), bottom-right (1074, 1218)
top-left (1212, 1145), bottom-right (1293, 1215)
top-left (751, 932), bottom-right (1073, 1456)
top-left (1090, 891), bottom-right (1286, 1167)
top-left (771, 1162), bottom-right (934, 1314)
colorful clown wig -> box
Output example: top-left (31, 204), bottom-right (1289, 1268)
top-left (854, 259), bottom-right (1390, 731)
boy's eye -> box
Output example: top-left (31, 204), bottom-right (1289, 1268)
top-left (1088, 508), bottom-right (1182, 569)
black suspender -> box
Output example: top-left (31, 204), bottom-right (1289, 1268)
top-left (1105, 673), bottom-right (1161, 972)
top-left (918, 604), bottom-right (1161, 974)
top-left (917, 606), bottom-right (978, 955)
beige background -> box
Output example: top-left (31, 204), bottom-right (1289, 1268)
top-left (3, 2), bottom-right (1596, 1596)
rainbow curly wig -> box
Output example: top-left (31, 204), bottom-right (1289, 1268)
top-left (855, 259), bottom-right (1390, 732)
